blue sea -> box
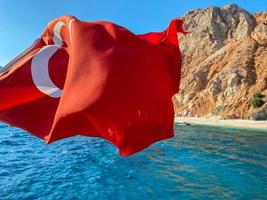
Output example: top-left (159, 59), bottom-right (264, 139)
top-left (0, 123), bottom-right (266, 200)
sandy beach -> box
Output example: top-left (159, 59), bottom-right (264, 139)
top-left (175, 117), bottom-right (267, 130)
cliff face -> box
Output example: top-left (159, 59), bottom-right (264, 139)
top-left (174, 4), bottom-right (267, 119)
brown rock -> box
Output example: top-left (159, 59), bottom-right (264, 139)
top-left (174, 4), bottom-right (267, 119)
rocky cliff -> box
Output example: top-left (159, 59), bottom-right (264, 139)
top-left (174, 4), bottom-right (267, 120)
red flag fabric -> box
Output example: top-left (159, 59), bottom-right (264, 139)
top-left (0, 16), bottom-right (185, 156)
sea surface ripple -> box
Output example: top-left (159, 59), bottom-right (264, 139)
top-left (0, 123), bottom-right (266, 200)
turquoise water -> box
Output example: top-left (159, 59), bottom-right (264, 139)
top-left (0, 123), bottom-right (266, 200)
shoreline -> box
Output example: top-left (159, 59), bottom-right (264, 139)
top-left (174, 117), bottom-right (267, 130)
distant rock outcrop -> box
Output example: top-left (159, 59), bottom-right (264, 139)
top-left (174, 4), bottom-right (267, 119)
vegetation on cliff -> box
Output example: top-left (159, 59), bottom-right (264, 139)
top-left (174, 4), bottom-right (267, 119)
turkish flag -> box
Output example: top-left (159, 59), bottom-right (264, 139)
top-left (0, 16), bottom-right (185, 156)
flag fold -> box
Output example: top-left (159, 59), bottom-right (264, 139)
top-left (0, 16), bottom-right (185, 156)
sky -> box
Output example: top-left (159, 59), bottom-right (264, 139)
top-left (0, 0), bottom-right (266, 67)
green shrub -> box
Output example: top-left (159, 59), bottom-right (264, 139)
top-left (253, 92), bottom-right (264, 99)
top-left (252, 92), bottom-right (264, 108)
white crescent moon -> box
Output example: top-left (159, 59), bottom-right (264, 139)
top-left (31, 45), bottom-right (62, 98)
top-left (31, 20), bottom-right (74, 98)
